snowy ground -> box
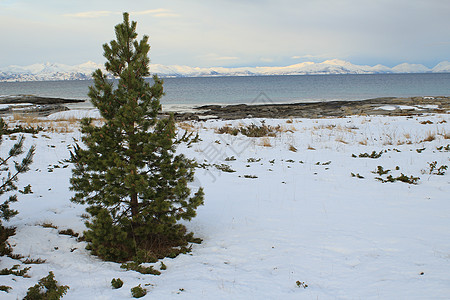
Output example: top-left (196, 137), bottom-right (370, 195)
top-left (1, 110), bottom-right (449, 299)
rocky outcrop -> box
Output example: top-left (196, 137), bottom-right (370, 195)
top-left (0, 95), bottom-right (85, 116)
top-left (170, 97), bottom-right (450, 120)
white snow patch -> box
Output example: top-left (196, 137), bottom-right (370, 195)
top-left (0, 114), bottom-right (449, 299)
top-left (376, 105), bottom-right (397, 111)
top-left (46, 109), bottom-right (101, 120)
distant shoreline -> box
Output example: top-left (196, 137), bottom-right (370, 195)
top-left (2, 71), bottom-right (450, 83)
top-left (170, 96), bottom-right (450, 120)
top-left (2, 95), bottom-right (448, 119)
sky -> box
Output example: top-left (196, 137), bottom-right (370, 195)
top-left (0, 0), bottom-right (449, 68)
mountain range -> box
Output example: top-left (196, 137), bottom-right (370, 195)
top-left (1, 59), bottom-right (450, 82)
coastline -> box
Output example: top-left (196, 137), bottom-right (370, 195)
top-left (170, 96), bottom-right (450, 120)
top-left (1, 95), bottom-right (449, 120)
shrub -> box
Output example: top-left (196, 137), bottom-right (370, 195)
top-left (353, 150), bottom-right (383, 159)
top-left (0, 264), bottom-right (30, 277)
top-left (428, 161), bottom-right (447, 175)
top-left (0, 285), bottom-right (11, 293)
top-left (131, 284), bottom-right (147, 298)
top-left (111, 278), bottom-right (124, 289)
top-left (24, 271), bottom-right (69, 300)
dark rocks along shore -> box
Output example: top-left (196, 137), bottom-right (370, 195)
top-left (1, 95), bottom-right (449, 120)
top-left (171, 96), bottom-right (450, 120)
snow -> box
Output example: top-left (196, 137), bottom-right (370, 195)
top-left (1, 113), bottom-right (450, 299)
top-left (1, 60), bottom-right (450, 81)
top-left (432, 61), bottom-right (450, 73)
top-left (391, 63), bottom-right (431, 74)
top-left (0, 103), bottom-right (34, 110)
top-left (45, 109), bottom-right (102, 120)
top-left (376, 105), bottom-right (421, 111)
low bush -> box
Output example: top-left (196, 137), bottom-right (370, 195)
top-left (111, 278), bottom-right (124, 289)
top-left (24, 271), bottom-right (69, 299)
top-left (131, 284), bottom-right (147, 298)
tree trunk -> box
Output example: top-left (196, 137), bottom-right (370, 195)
top-left (130, 192), bottom-right (138, 218)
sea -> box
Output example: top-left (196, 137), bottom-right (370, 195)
top-left (1, 73), bottom-right (450, 111)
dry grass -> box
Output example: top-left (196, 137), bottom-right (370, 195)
top-left (307, 145), bottom-right (316, 150)
top-left (7, 114), bottom-right (104, 133)
top-left (177, 122), bottom-right (196, 132)
top-left (422, 131), bottom-right (436, 142)
top-left (259, 137), bottom-right (272, 147)
top-left (289, 144), bottom-right (297, 152)
top-left (335, 136), bottom-right (348, 144)
top-left (358, 139), bottom-right (368, 145)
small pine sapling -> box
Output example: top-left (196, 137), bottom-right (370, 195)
top-left (24, 271), bottom-right (69, 299)
top-left (70, 13), bottom-right (204, 263)
top-left (0, 117), bottom-right (35, 256)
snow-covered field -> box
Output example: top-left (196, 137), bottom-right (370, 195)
top-left (1, 110), bottom-right (449, 299)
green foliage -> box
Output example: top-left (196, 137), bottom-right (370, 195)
top-left (0, 226), bottom-right (15, 257)
top-left (19, 184), bottom-right (33, 194)
top-left (111, 278), bottom-right (124, 289)
top-left (436, 144), bottom-right (450, 152)
top-left (376, 173), bottom-right (419, 184)
top-left (121, 262), bottom-right (161, 275)
top-left (131, 284), bottom-right (147, 298)
top-left (0, 285), bottom-right (11, 292)
top-left (351, 173), bottom-right (364, 179)
top-left (0, 121), bottom-right (35, 226)
top-left (160, 261), bottom-right (167, 270)
top-left (296, 281), bottom-right (308, 288)
top-left (373, 166), bottom-right (390, 176)
top-left (353, 150), bottom-right (383, 159)
top-left (247, 158), bottom-right (261, 163)
top-left (0, 119), bottom-right (42, 135)
top-left (21, 257), bottom-right (46, 264)
top-left (0, 118), bottom-right (35, 258)
top-left (0, 264), bottom-right (30, 277)
top-left (69, 13), bottom-right (204, 263)
top-left (175, 131), bottom-right (200, 145)
top-left (58, 229), bottom-right (79, 238)
top-left (213, 163), bottom-right (236, 173)
top-left (24, 271), bottom-right (69, 300)
top-left (428, 161), bottom-right (447, 175)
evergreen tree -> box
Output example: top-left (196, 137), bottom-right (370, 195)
top-left (70, 13), bottom-right (204, 262)
top-left (0, 117), bottom-right (35, 255)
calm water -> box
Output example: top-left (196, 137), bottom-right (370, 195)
top-left (1, 73), bottom-right (450, 107)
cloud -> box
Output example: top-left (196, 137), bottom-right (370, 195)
top-left (216, 56), bottom-right (239, 60)
top-left (131, 9), bottom-right (178, 17)
top-left (152, 13), bottom-right (180, 18)
top-left (291, 54), bottom-right (328, 60)
top-left (260, 58), bottom-right (274, 62)
top-left (63, 10), bottom-right (120, 18)
top-left (63, 8), bottom-right (178, 19)
top-left (203, 54), bottom-right (238, 61)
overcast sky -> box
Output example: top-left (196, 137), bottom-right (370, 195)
top-left (1, 0), bottom-right (449, 68)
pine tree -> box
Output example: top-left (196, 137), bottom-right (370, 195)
top-left (70, 13), bottom-right (204, 262)
top-left (0, 117), bottom-right (35, 256)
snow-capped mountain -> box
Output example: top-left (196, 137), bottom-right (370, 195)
top-left (391, 63), bottom-right (431, 73)
top-left (0, 60), bottom-right (448, 82)
top-left (432, 61), bottom-right (450, 73)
